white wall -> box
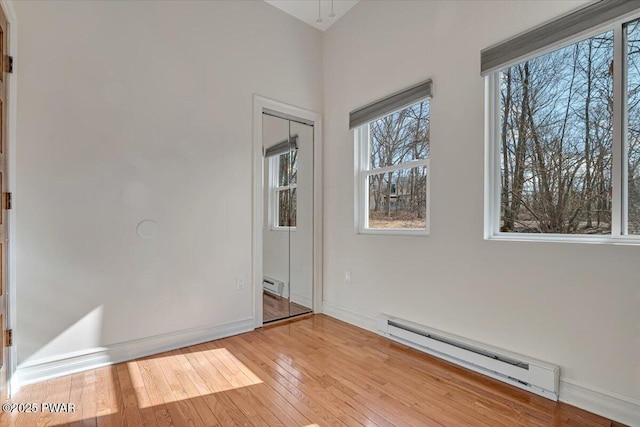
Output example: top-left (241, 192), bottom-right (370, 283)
top-left (322, 0), bottom-right (640, 406)
top-left (13, 0), bottom-right (322, 365)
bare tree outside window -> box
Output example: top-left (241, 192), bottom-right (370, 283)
top-left (363, 100), bottom-right (430, 230)
top-left (275, 150), bottom-right (297, 228)
top-left (499, 31), bottom-right (614, 234)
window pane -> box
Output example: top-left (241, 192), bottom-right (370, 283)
top-left (277, 151), bottom-right (298, 187)
top-left (499, 31), bottom-right (613, 234)
top-left (277, 188), bottom-right (296, 227)
top-left (368, 166), bottom-right (427, 229)
top-left (369, 100), bottom-right (430, 169)
top-left (627, 19), bottom-right (640, 234)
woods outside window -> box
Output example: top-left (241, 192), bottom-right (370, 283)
top-left (271, 151), bottom-right (297, 230)
top-left (484, 3), bottom-right (640, 244)
top-left (355, 100), bottom-right (430, 235)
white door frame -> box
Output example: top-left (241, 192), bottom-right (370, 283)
top-left (1, 0), bottom-right (17, 397)
top-left (252, 95), bottom-right (322, 327)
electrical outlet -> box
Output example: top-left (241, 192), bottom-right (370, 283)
top-left (236, 277), bottom-right (245, 290)
top-left (345, 271), bottom-right (351, 285)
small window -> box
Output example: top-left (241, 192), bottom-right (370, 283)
top-left (271, 151), bottom-right (297, 229)
top-left (355, 100), bottom-right (430, 234)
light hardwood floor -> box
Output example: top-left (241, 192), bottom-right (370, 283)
top-left (0, 315), bottom-right (623, 427)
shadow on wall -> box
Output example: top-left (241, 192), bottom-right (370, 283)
top-left (22, 306), bottom-right (105, 364)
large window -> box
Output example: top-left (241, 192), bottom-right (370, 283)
top-left (356, 100), bottom-right (430, 234)
top-left (485, 7), bottom-right (640, 243)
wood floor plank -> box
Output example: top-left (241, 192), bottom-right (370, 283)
top-left (255, 326), bottom-right (432, 426)
top-left (235, 332), bottom-right (351, 426)
top-left (80, 370), bottom-right (98, 427)
top-left (220, 334), bottom-right (341, 426)
top-left (114, 363), bottom-right (144, 427)
top-left (316, 317), bottom-right (611, 427)
top-left (11, 383), bottom-right (38, 427)
top-left (3, 315), bottom-right (625, 427)
top-left (165, 349), bottom-right (236, 427)
top-left (95, 365), bottom-right (124, 427)
top-left (125, 360), bottom-right (164, 426)
top-left (210, 338), bottom-right (315, 427)
top-left (66, 373), bottom-right (87, 427)
top-left (293, 320), bottom-right (512, 427)
top-left (157, 350), bottom-right (222, 427)
top-left (178, 345), bottom-right (257, 426)
top-left (133, 358), bottom-right (175, 427)
top-left (45, 373), bottom-right (74, 427)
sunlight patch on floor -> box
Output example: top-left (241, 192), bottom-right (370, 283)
top-left (127, 347), bottom-right (262, 408)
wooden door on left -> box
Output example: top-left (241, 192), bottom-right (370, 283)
top-left (0, 2), bottom-right (11, 401)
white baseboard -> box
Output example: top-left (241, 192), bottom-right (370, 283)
top-left (322, 300), bottom-right (377, 332)
top-left (13, 317), bottom-right (255, 391)
top-left (322, 302), bottom-right (640, 426)
top-left (560, 378), bottom-right (640, 426)
top-left (290, 292), bottom-right (312, 309)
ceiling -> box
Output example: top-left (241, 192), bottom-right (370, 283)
top-left (264, 0), bottom-right (360, 32)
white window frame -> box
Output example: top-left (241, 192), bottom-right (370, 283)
top-left (484, 11), bottom-right (640, 245)
top-left (355, 116), bottom-right (430, 236)
top-left (270, 154), bottom-right (296, 232)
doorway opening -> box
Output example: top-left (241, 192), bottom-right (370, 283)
top-left (262, 112), bottom-right (313, 322)
top-left (252, 96), bottom-right (322, 327)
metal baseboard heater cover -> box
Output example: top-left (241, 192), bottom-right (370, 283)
top-left (376, 314), bottom-right (560, 401)
top-left (263, 277), bottom-right (285, 297)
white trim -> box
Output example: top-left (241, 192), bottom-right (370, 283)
top-left (363, 158), bottom-right (429, 176)
top-left (358, 228), bottom-right (429, 237)
top-left (252, 95), bottom-right (323, 327)
top-left (355, 125), bottom-right (368, 233)
top-left (613, 22), bottom-right (624, 237)
top-left (289, 292), bottom-right (312, 310)
top-left (2, 0), bottom-right (17, 398)
top-left (12, 317), bottom-right (254, 390)
top-left (484, 75), bottom-right (496, 240)
top-left (487, 232), bottom-right (640, 246)
top-left (321, 301), bottom-right (377, 332)
top-left (323, 304), bottom-right (640, 426)
top-left (559, 378), bottom-right (640, 426)
top-left (353, 127), bottom-right (362, 233)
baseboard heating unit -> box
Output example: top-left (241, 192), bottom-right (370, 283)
top-left (263, 277), bottom-right (285, 297)
top-left (376, 314), bottom-right (560, 400)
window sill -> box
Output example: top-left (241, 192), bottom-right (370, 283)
top-left (271, 227), bottom-right (296, 232)
top-left (359, 228), bottom-right (429, 237)
top-left (486, 233), bottom-right (640, 246)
